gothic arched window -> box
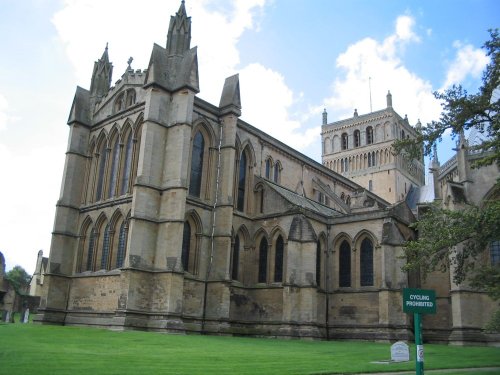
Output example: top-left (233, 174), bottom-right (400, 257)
top-left (95, 142), bottom-right (107, 201)
top-left (181, 221), bottom-right (191, 272)
top-left (126, 89), bottom-right (136, 107)
top-left (339, 240), bottom-right (351, 287)
top-left (100, 223), bottom-right (111, 270)
top-left (490, 240), bottom-right (500, 265)
top-left (237, 151), bottom-right (247, 211)
top-left (274, 235), bottom-right (284, 283)
top-left (189, 131), bottom-right (205, 197)
top-left (360, 238), bottom-right (374, 286)
top-left (258, 237), bottom-right (268, 283)
top-left (86, 227), bottom-right (97, 271)
top-left (116, 220), bottom-right (128, 268)
top-left (316, 240), bottom-right (321, 286)
top-left (274, 161), bottom-right (281, 183)
top-left (108, 137), bottom-right (120, 198)
top-left (265, 158), bottom-right (272, 179)
top-left (120, 131), bottom-right (133, 195)
top-left (232, 235), bottom-right (240, 281)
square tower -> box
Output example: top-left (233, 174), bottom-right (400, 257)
top-left (321, 92), bottom-right (425, 203)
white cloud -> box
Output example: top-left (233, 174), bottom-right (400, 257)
top-left (324, 14), bottom-right (441, 126)
top-left (0, 94), bottom-right (19, 131)
top-left (52, 0), bottom-right (267, 104)
top-left (0, 94), bottom-right (9, 131)
top-left (52, 0), bottom-right (316, 152)
top-left (240, 63), bottom-right (319, 150)
top-left (0, 141), bottom-right (64, 272)
top-left (441, 41), bottom-right (488, 89)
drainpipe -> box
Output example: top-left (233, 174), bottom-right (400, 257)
top-left (201, 120), bottom-right (223, 334)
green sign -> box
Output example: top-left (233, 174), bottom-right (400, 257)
top-left (403, 288), bottom-right (436, 314)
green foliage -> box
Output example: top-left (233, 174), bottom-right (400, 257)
top-left (397, 30), bottom-right (500, 315)
top-left (5, 265), bottom-right (31, 295)
top-left (484, 310), bottom-right (500, 333)
top-left (0, 325), bottom-right (499, 375)
top-left (393, 29), bottom-right (500, 168)
top-left (470, 266), bottom-right (500, 301)
top-left (403, 200), bottom-right (500, 285)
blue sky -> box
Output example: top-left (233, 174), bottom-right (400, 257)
top-left (0, 0), bottom-right (497, 273)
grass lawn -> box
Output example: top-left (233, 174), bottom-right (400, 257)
top-left (0, 323), bottom-right (499, 375)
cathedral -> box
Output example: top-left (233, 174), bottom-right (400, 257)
top-left (36, 2), bottom-right (499, 344)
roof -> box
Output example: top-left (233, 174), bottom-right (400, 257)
top-left (262, 179), bottom-right (343, 217)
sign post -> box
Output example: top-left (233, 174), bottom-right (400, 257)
top-left (403, 288), bottom-right (437, 375)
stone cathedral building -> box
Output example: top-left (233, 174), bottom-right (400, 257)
top-left (37, 2), bottom-right (498, 344)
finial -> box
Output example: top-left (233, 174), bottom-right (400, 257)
top-left (322, 108), bottom-right (328, 125)
top-left (354, 108), bottom-right (358, 117)
top-left (127, 57), bottom-right (133, 70)
top-left (386, 90), bottom-right (392, 108)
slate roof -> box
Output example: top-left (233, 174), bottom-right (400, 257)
top-left (262, 179), bottom-right (343, 217)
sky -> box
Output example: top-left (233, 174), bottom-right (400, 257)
top-left (0, 0), bottom-right (497, 274)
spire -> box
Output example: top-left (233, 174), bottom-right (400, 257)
top-left (166, 0), bottom-right (192, 56)
top-left (90, 43), bottom-right (113, 99)
top-left (386, 90), bottom-right (392, 108)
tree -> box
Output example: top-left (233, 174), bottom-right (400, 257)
top-left (6, 265), bottom-right (31, 295)
top-left (402, 199), bottom-right (500, 286)
top-left (395, 30), bottom-right (500, 331)
top-left (393, 29), bottom-right (499, 167)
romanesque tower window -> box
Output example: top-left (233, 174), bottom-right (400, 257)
top-left (339, 240), bottom-right (351, 287)
top-left (258, 237), bottom-right (268, 283)
top-left (232, 235), bottom-right (240, 281)
top-left (360, 238), bottom-right (374, 286)
top-left (274, 235), bottom-right (284, 283)
top-left (189, 131), bottom-right (204, 197)
top-left (366, 126), bottom-right (374, 144)
top-left (368, 151), bottom-right (376, 167)
top-left (354, 130), bottom-right (360, 147)
top-left (341, 133), bottom-right (348, 150)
